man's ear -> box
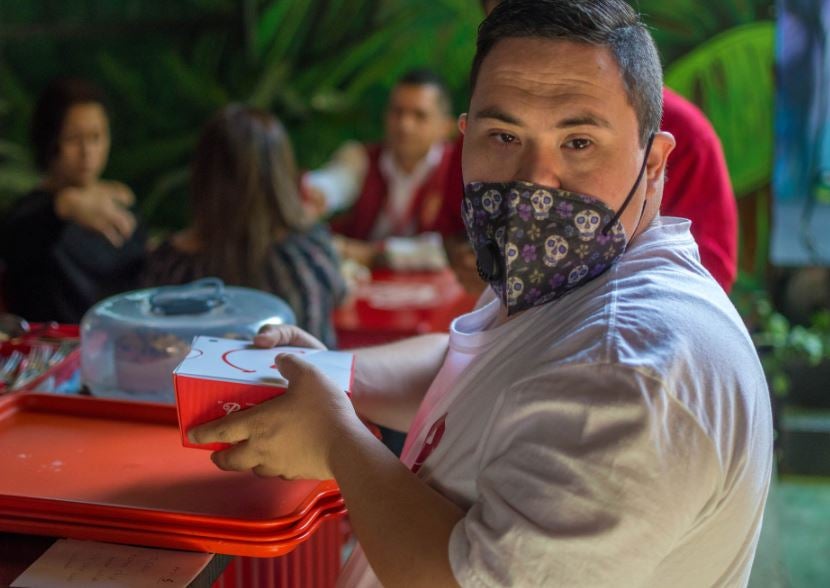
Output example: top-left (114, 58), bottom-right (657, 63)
top-left (646, 131), bottom-right (675, 197)
top-left (458, 113), bottom-right (468, 136)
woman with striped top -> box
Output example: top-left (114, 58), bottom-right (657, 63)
top-left (143, 104), bottom-right (346, 348)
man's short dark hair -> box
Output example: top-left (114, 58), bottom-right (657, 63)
top-left (395, 68), bottom-right (453, 116)
top-left (470, 0), bottom-right (662, 145)
top-left (30, 77), bottom-right (109, 171)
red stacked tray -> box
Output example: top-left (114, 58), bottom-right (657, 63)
top-left (334, 268), bottom-right (478, 348)
top-left (0, 393), bottom-right (346, 557)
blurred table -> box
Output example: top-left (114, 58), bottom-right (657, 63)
top-left (334, 269), bottom-right (478, 349)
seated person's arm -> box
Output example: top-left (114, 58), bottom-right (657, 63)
top-left (303, 141), bottom-right (368, 219)
top-left (349, 333), bottom-right (449, 432)
top-left (0, 181), bottom-right (135, 267)
top-left (54, 181), bottom-right (137, 247)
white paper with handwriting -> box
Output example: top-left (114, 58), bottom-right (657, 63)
top-left (11, 539), bottom-right (212, 588)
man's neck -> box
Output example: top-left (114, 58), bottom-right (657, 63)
top-left (387, 143), bottom-right (444, 176)
top-left (629, 193), bottom-right (663, 244)
top-left (393, 154), bottom-right (423, 175)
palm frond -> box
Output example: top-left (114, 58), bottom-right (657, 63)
top-left (665, 22), bottom-right (775, 197)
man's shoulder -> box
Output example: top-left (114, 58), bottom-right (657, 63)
top-left (597, 223), bottom-right (752, 378)
top-left (334, 140), bottom-right (372, 160)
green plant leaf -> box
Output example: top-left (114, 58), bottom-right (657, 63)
top-left (0, 163), bottom-right (37, 196)
top-left (108, 132), bottom-right (197, 185)
top-left (260, 0), bottom-right (315, 67)
top-left (665, 21), bottom-right (775, 197)
top-left (254, 0), bottom-right (296, 60)
top-left (0, 64), bottom-right (33, 140)
top-left (639, 0), bottom-right (772, 65)
top-left (140, 165), bottom-right (190, 223)
top-left (248, 61), bottom-right (291, 110)
top-left (158, 51), bottom-right (228, 113)
top-left (771, 372), bottom-right (790, 397)
top-left (0, 139), bottom-right (31, 163)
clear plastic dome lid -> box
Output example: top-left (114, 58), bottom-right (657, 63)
top-left (86, 278), bottom-right (294, 331)
top-left (81, 278), bottom-right (296, 403)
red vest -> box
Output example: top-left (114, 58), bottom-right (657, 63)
top-left (332, 143), bottom-right (464, 240)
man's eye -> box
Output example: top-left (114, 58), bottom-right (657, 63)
top-left (492, 132), bottom-right (517, 145)
top-left (565, 138), bottom-right (592, 150)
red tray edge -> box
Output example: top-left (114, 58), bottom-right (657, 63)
top-left (0, 508), bottom-right (348, 558)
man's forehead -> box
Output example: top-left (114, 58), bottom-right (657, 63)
top-left (470, 37), bottom-right (629, 122)
top-left (390, 84), bottom-right (442, 107)
top-left (474, 37), bottom-right (621, 96)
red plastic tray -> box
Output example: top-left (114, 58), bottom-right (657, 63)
top-left (333, 269), bottom-right (477, 348)
top-left (0, 507), bottom-right (347, 557)
top-left (0, 494), bottom-right (344, 542)
top-left (0, 394), bottom-right (343, 542)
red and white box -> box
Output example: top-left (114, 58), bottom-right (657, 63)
top-left (173, 336), bottom-right (354, 450)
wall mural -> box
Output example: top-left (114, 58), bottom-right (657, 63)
top-left (772, 0), bottom-right (830, 266)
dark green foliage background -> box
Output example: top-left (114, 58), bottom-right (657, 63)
top-left (0, 0), bottom-right (773, 231)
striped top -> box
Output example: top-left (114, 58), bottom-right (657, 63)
top-left (142, 224), bottom-right (346, 348)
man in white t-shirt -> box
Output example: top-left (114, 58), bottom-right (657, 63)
top-left (190, 1), bottom-right (773, 586)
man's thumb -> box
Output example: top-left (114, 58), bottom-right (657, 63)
top-left (275, 352), bottom-right (312, 381)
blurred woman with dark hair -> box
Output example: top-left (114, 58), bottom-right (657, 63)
top-left (143, 104), bottom-right (345, 347)
top-left (0, 77), bottom-right (146, 323)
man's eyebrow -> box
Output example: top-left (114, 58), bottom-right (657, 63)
top-left (473, 108), bottom-right (612, 130)
top-left (473, 107), bottom-right (523, 126)
top-left (556, 114), bottom-right (612, 129)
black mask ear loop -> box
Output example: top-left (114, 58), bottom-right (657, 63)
top-left (601, 133), bottom-right (656, 236)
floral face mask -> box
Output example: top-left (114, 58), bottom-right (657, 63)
top-left (462, 135), bottom-right (654, 315)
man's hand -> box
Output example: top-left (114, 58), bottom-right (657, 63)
top-left (301, 185), bottom-right (329, 221)
top-left (54, 181), bottom-right (137, 247)
top-left (334, 235), bottom-right (381, 268)
top-left (254, 324), bottom-right (327, 350)
top-left (188, 352), bottom-right (360, 480)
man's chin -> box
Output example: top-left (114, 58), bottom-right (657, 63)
top-left (392, 146), bottom-right (430, 165)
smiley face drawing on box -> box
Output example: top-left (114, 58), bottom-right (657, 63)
top-left (220, 345), bottom-right (313, 378)
top-left (176, 336), bottom-right (353, 390)
top-left (180, 337), bottom-right (327, 386)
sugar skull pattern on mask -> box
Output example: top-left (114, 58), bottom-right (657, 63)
top-left (463, 181), bottom-right (628, 315)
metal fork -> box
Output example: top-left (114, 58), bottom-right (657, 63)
top-left (0, 351), bottom-right (25, 390)
top-left (10, 345), bottom-right (52, 391)
top-left (47, 341), bottom-right (77, 367)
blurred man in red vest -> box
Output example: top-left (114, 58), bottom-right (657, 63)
top-left (305, 69), bottom-right (460, 267)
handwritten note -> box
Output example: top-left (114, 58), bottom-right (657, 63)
top-left (11, 539), bottom-right (213, 588)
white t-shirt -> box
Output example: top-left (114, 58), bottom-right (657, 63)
top-left (339, 217), bottom-right (773, 588)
